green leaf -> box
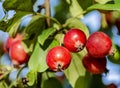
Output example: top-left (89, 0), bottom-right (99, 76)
top-left (75, 72), bottom-right (91, 88)
top-left (54, 0), bottom-right (70, 24)
top-left (28, 42), bottom-right (47, 72)
top-left (0, 21), bottom-right (8, 31)
top-left (3, 0), bottom-right (36, 12)
top-left (25, 14), bottom-right (46, 34)
top-left (6, 11), bottom-right (32, 36)
top-left (87, 4), bottom-right (120, 11)
top-left (55, 33), bottom-right (64, 44)
top-left (108, 44), bottom-right (120, 64)
top-left (77, 0), bottom-right (93, 10)
top-left (23, 14), bottom-right (61, 53)
top-left (27, 71), bottom-right (37, 86)
top-left (23, 14), bottom-right (46, 53)
top-left (95, 0), bottom-right (112, 4)
top-left (66, 0), bottom-right (83, 18)
top-left (43, 77), bottom-right (63, 88)
top-left (64, 49), bottom-right (87, 88)
top-left (115, 0), bottom-right (120, 3)
top-left (8, 20), bottom-right (21, 36)
top-left (0, 81), bottom-right (8, 88)
top-left (89, 75), bottom-right (106, 88)
top-left (28, 39), bottom-right (59, 72)
top-left (38, 27), bottom-right (56, 45)
top-left (65, 18), bottom-right (89, 38)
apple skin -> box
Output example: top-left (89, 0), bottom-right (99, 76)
top-left (86, 32), bottom-right (112, 58)
top-left (5, 34), bottom-right (22, 51)
top-left (46, 46), bottom-right (71, 71)
top-left (82, 54), bottom-right (107, 74)
top-left (9, 41), bottom-right (29, 65)
top-left (63, 28), bottom-right (87, 52)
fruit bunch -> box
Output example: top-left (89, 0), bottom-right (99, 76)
top-left (83, 31), bottom-right (112, 74)
top-left (46, 28), bottom-right (87, 71)
top-left (4, 34), bottom-right (29, 65)
top-left (46, 28), bottom-right (113, 74)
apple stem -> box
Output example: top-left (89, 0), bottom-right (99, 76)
top-left (57, 64), bottom-right (63, 72)
top-left (75, 42), bottom-right (84, 52)
top-left (13, 64), bottom-right (21, 69)
top-left (108, 48), bottom-right (115, 56)
top-left (77, 45), bottom-right (84, 52)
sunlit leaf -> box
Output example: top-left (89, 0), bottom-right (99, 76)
top-left (28, 42), bottom-right (47, 72)
top-left (38, 27), bottom-right (56, 45)
top-left (65, 18), bottom-right (89, 38)
top-left (87, 4), bottom-right (120, 11)
top-left (64, 49), bottom-right (87, 88)
top-left (27, 71), bottom-right (37, 86)
top-left (3, 0), bottom-right (36, 12)
top-left (95, 0), bottom-right (112, 4)
top-left (66, 0), bottom-right (83, 18)
top-left (28, 39), bottom-right (59, 72)
top-left (55, 33), bottom-right (64, 45)
top-left (8, 20), bottom-right (21, 36)
top-left (115, 0), bottom-right (120, 3)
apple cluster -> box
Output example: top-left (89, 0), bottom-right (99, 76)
top-left (83, 31), bottom-right (112, 74)
top-left (4, 34), bottom-right (29, 65)
top-left (46, 28), bottom-right (113, 74)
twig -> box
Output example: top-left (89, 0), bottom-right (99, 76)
top-left (44, 0), bottom-right (51, 27)
top-left (37, 72), bottom-right (42, 88)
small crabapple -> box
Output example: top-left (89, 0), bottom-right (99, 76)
top-left (46, 46), bottom-right (71, 71)
top-left (82, 54), bottom-right (107, 74)
top-left (9, 41), bottom-right (29, 65)
top-left (86, 32), bottom-right (112, 58)
top-left (5, 34), bottom-right (22, 51)
top-left (63, 28), bottom-right (87, 52)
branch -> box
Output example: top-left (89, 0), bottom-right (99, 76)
top-left (37, 72), bottom-right (42, 88)
top-left (44, 0), bottom-right (51, 27)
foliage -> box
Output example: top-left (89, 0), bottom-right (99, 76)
top-left (0, 0), bottom-right (120, 88)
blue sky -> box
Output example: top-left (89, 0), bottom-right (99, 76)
top-left (0, 2), bottom-right (5, 19)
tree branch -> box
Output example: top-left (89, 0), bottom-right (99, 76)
top-left (37, 72), bottom-right (42, 88)
top-left (44, 0), bottom-right (51, 27)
